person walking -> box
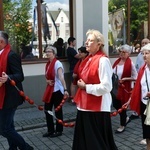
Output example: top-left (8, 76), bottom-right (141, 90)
top-left (0, 31), bottom-right (33, 150)
top-left (112, 44), bottom-right (137, 133)
top-left (130, 43), bottom-right (150, 150)
top-left (130, 38), bottom-right (150, 145)
top-left (72, 29), bottom-right (118, 150)
top-left (42, 46), bottom-right (69, 138)
top-left (72, 46), bottom-right (89, 86)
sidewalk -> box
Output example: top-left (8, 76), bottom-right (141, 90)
top-left (14, 101), bottom-right (77, 131)
top-left (0, 101), bottom-right (147, 150)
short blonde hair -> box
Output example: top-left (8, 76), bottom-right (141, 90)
top-left (86, 29), bottom-right (105, 46)
top-left (46, 46), bottom-right (57, 55)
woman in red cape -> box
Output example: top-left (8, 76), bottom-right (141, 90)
top-left (42, 46), bottom-right (69, 138)
top-left (130, 43), bottom-right (150, 150)
top-left (72, 29), bottom-right (118, 150)
top-left (72, 46), bottom-right (89, 86)
top-left (112, 44), bottom-right (137, 133)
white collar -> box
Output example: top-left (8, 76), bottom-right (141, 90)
top-left (0, 49), bottom-right (4, 55)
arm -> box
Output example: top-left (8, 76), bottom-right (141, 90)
top-left (78, 57), bottom-right (113, 96)
top-left (3, 52), bottom-right (24, 83)
top-left (74, 53), bottom-right (81, 59)
top-left (57, 67), bottom-right (69, 96)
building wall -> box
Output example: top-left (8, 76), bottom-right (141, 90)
top-left (74, 0), bottom-right (108, 54)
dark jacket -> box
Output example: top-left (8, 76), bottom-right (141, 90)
top-left (3, 50), bottom-right (24, 109)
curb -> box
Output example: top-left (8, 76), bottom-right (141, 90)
top-left (16, 118), bottom-right (76, 132)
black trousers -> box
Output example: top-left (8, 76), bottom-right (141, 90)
top-left (44, 90), bottom-right (63, 133)
top-left (112, 98), bottom-right (127, 126)
top-left (141, 101), bottom-right (150, 139)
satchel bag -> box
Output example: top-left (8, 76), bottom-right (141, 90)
top-left (111, 73), bottom-right (119, 99)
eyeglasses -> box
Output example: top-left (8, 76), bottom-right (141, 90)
top-left (119, 50), bottom-right (128, 54)
top-left (45, 50), bottom-right (53, 53)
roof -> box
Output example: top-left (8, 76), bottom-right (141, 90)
top-left (47, 9), bottom-right (69, 21)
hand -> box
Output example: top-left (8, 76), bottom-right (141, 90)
top-left (144, 92), bottom-right (150, 100)
top-left (64, 91), bottom-right (69, 97)
top-left (46, 80), bottom-right (54, 86)
top-left (120, 78), bottom-right (126, 83)
top-left (0, 72), bottom-right (8, 83)
top-left (77, 79), bottom-right (86, 90)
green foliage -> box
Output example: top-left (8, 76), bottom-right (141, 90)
top-left (108, 0), bottom-right (148, 43)
top-left (3, 0), bottom-right (32, 53)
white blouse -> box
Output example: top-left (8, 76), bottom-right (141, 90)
top-left (54, 60), bottom-right (65, 94)
top-left (113, 61), bottom-right (137, 80)
top-left (141, 65), bottom-right (150, 105)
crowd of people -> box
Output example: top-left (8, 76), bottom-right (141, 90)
top-left (0, 29), bottom-right (150, 150)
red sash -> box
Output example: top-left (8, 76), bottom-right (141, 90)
top-left (0, 44), bottom-right (11, 109)
top-left (74, 51), bottom-right (106, 111)
top-left (73, 60), bottom-right (81, 85)
top-left (130, 64), bottom-right (146, 115)
top-left (113, 57), bottom-right (132, 104)
top-left (42, 58), bottom-right (57, 103)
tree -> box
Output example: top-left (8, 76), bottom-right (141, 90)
top-left (3, 0), bottom-right (32, 53)
top-left (109, 0), bottom-right (148, 44)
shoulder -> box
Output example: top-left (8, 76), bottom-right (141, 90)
top-left (99, 56), bottom-right (110, 64)
top-left (99, 56), bottom-right (112, 69)
top-left (55, 60), bottom-right (63, 67)
top-left (8, 50), bottom-right (21, 60)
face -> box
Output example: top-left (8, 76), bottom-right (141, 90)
top-left (142, 50), bottom-right (150, 65)
top-left (85, 34), bottom-right (100, 54)
top-left (72, 40), bottom-right (76, 47)
top-left (118, 49), bottom-right (130, 60)
top-left (0, 37), bottom-right (5, 50)
top-left (78, 50), bottom-right (88, 59)
top-left (45, 49), bottom-right (55, 59)
top-left (141, 39), bottom-right (150, 47)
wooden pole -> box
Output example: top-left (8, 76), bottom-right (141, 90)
top-left (37, 0), bottom-right (43, 58)
top-left (127, 0), bottom-right (130, 44)
top-left (0, 0), bottom-right (4, 30)
top-left (148, 0), bottom-right (150, 39)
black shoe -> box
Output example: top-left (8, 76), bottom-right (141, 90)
top-left (43, 132), bottom-right (54, 137)
top-left (50, 132), bottom-right (62, 138)
top-left (126, 117), bottom-right (131, 125)
top-left (129, 114), bottom-right (139, 120)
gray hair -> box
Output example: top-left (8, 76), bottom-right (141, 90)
top-left (120, 44), bottom-right (132, 53)
top-left (46, 46), bottom-right (57, 55)
top-left (0, 31), bottom-right (9, 44)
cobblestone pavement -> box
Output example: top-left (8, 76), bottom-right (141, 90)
top-left (0, 102), bottom-right (147, 150)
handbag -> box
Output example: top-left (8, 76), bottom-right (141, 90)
top-left (111, 67), bottom-right (119, 99)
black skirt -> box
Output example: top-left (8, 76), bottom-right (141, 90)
top-left (72, 110), bottom-right (118, 150)
top-left (141, 101), bottom-right (150, 139)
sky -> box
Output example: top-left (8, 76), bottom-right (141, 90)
top-left (32, 0), bottom-right (69, 11)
